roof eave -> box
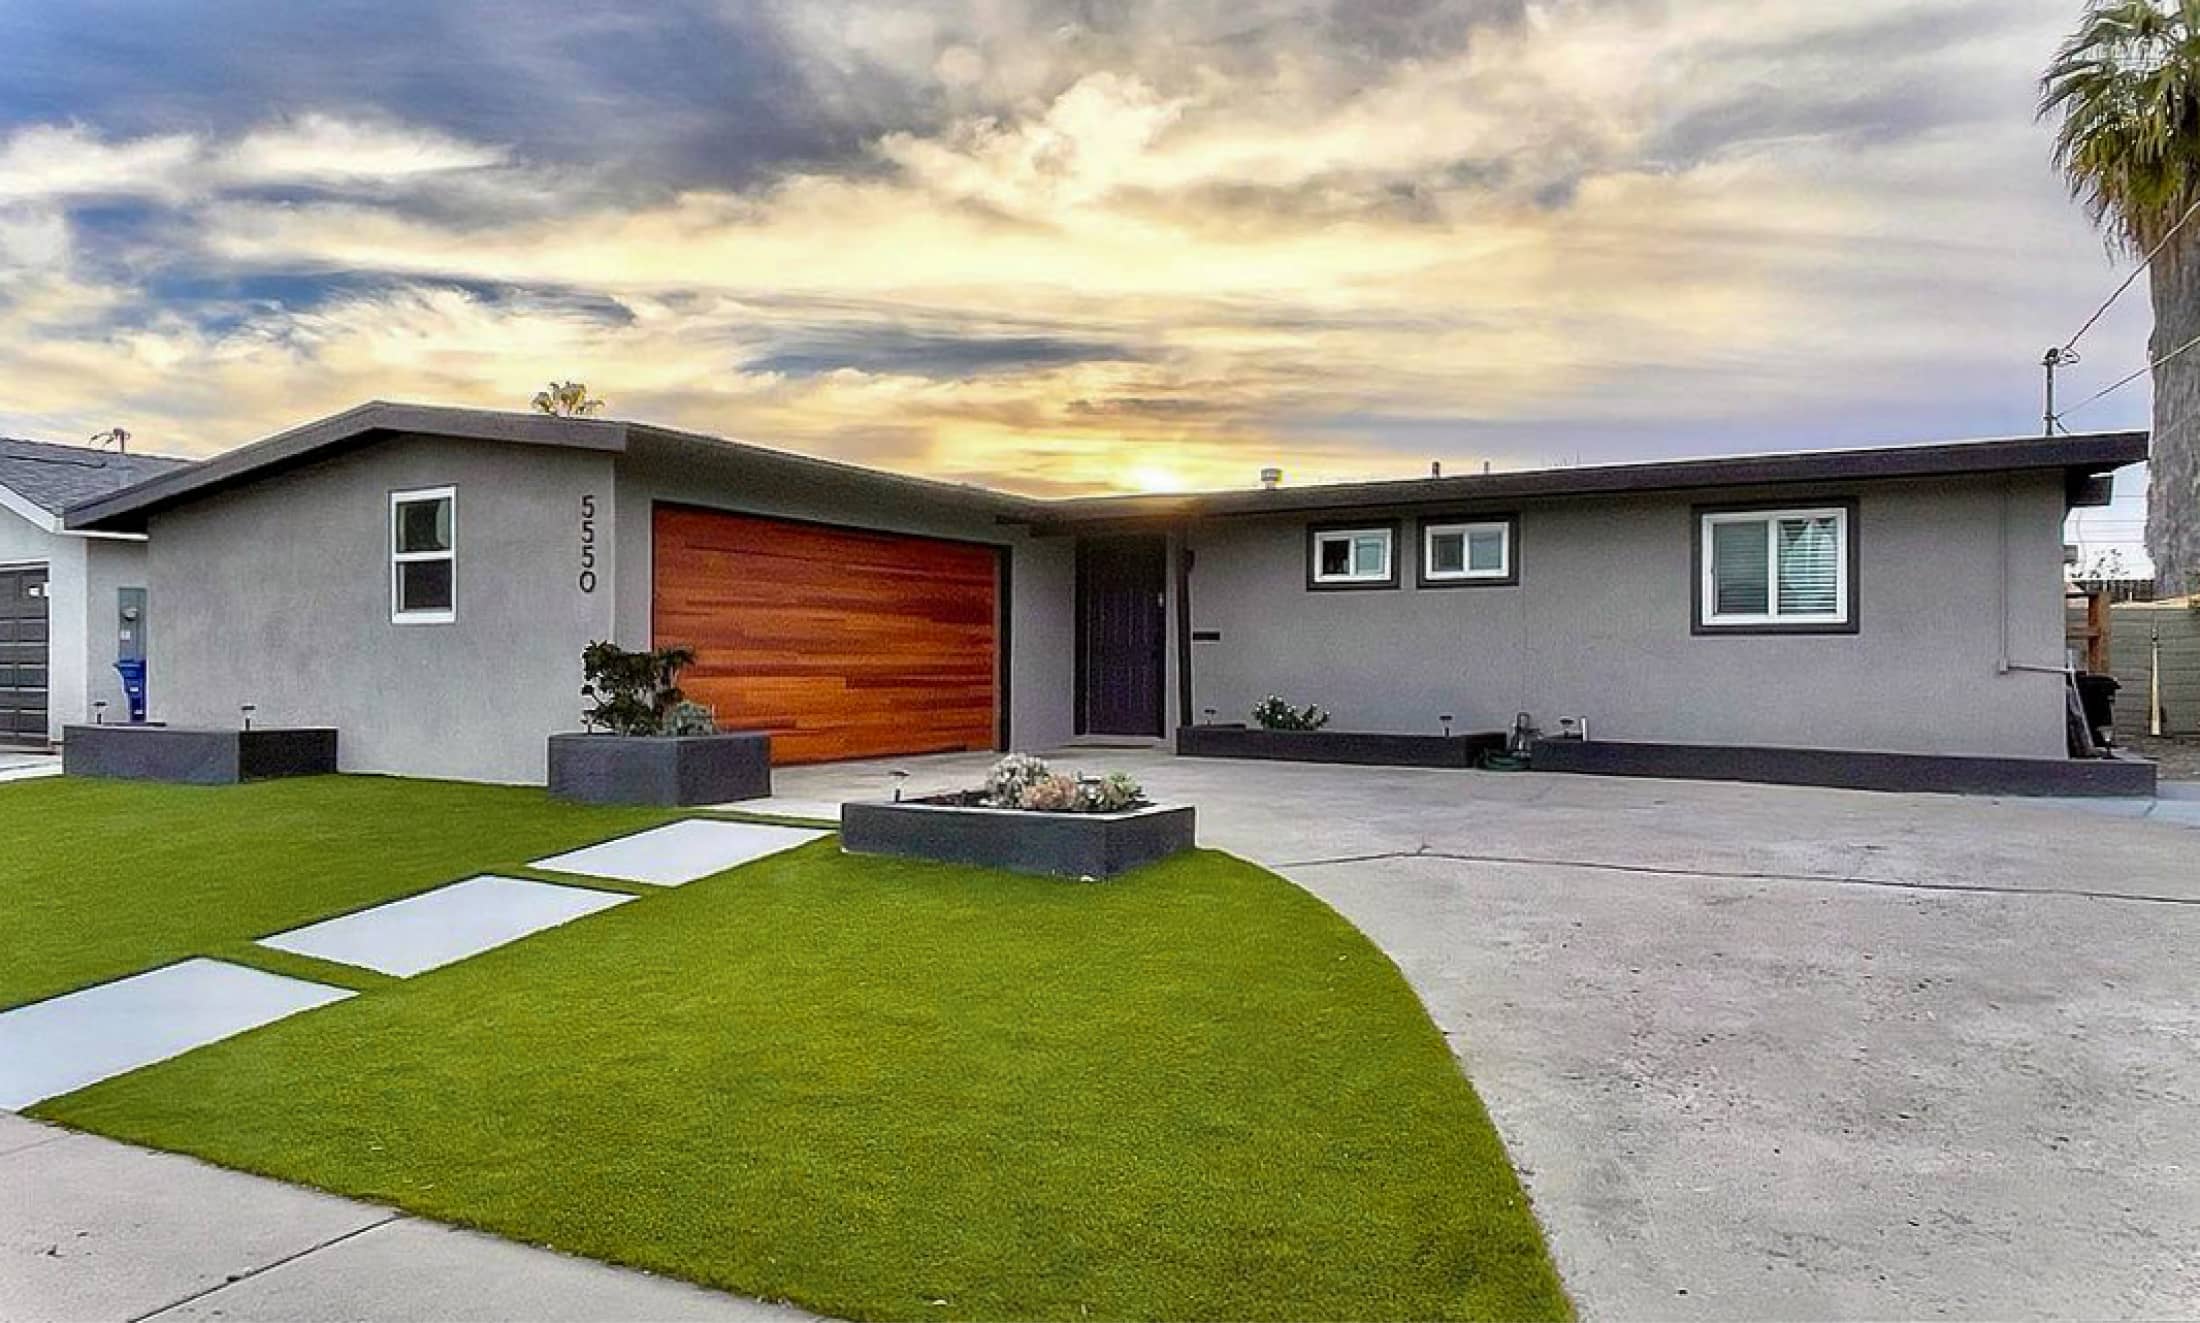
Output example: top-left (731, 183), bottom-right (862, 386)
top-left (67, 402), bottom-right (630, 532)
top-left (1014, 430), bottom-right (2150, 530)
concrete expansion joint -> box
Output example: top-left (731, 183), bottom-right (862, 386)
top-left (1279, 848), bottom-right (2200, 909)
top-left (127, 1211), bottom-right (406, 1323)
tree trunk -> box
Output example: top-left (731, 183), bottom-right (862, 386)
top-left (2146, 244), bottom-right (2200, 595)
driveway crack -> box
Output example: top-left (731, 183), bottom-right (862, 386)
top-left (1276, 848), bottom-right (2200, 908)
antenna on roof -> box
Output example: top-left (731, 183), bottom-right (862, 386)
top-left (90, 427), bottom-right (130, 454)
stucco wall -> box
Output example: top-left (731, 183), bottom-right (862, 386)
top-left (1183, 474), bottom-right (2071, 758)
top-left (610, 432), bottom-right (1077, 755)
top-left (148, 434), bottom-right (615, 782)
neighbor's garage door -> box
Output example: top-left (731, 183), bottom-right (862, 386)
top-left (653, 506), bottom-right (1001, 765)
top-left (0, 566), bottom-right (50, 746)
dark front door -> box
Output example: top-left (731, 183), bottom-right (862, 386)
top-left (0, 566), bottom-right (50, 746)
top-left (1077, 536), bottom-right (1167, 737)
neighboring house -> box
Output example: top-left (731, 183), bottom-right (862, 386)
top-left (0, 438), bottom-right (191, 746)
top-left (64, 401), bottom-right (2144, 786)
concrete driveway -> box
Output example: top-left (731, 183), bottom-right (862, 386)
top-left (776, 750), bottom-right (2200, 1320)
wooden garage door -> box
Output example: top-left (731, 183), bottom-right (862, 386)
top-left (0, 566), bottom-right (49, 746)
top-left (653, 506), bottom-right (1001, 765)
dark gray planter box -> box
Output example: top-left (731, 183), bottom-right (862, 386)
top-left (547, 731), bottom-right (772, 806)
top-left (841, 798), bottom-right (1196, 878)
top-left (1529, 738), bottom-right (2158, 798)
top-left (1177, 723), bottom-right (1506, 768)
top-left (63, 724), bottom-right (338, 785)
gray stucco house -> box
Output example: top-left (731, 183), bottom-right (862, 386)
top-left (0, 438), bottom-right (191, 745)
top-left (64, 402), bottom-right (2144, 789)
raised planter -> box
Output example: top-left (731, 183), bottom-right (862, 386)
top-left (1529, 737), bottom-right (2158, 798)
top-left (1177, 723), bottom-right (1506, 769)
top-left (547, 731), bottom-right (772, 806)
top-left (63, 724), bottom-right (338, 785)
top-left (841, 797), bottom-right (1196, 878)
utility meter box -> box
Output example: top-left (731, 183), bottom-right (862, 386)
top-left (117, 587), bottom-right (147, 662)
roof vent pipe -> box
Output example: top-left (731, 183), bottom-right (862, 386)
top-left (1430, 460), bottom-right (1442, 477)
top-left (1259, 467), bottom-right (1283, 490)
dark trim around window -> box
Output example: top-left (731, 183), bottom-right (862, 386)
top-left (1305, 519), bottom-right (1401, 591)
top-left (1415, 512), bottom-right (1520, 589)
top-left (1689, 497), bottom-right (1860, 636)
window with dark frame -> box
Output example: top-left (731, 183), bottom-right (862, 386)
top-left (1310, 525), bottom-right (1394, 586)
top-left (1698, 504), bottom-right (1850, 630)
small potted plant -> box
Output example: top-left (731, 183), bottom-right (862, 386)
top-left (547, 641), bottom-right (771, 805)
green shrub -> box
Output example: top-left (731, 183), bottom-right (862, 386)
top-left (581, 641), bottom-right (704, 736)
top-left (1252, 694), bottom-right (1330, 731)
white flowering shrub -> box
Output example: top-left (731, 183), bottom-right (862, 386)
top-left (984, 753), bottom-right (1054, 807)
top-left (1251, 695), bottom-right (1330, 731)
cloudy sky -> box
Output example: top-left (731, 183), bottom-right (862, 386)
top-left (0, 0), bottom-right (2162, 555)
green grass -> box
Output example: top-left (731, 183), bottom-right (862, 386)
top-left (18, 779), bottom-right (1568, 1321)
top-left (0, 775), bottom-right (676, 1008)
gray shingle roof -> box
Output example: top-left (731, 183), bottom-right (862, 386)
top-left (0, 437), bottom-right (193, 517)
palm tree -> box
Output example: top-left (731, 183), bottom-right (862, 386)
top-left (2042, 0), bottom-right (2200, 594)
top-left (531, 381), bottom-right (604, 418)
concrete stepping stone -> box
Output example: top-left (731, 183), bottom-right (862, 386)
top-left (529, 819), bottom-right (826, 886)
top-left (0, 960), bottom-right (350, 1110)
top-left (258, 876), bottom-right (633, 977)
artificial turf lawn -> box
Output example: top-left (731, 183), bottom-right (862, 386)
top-left (0, 775), bottom-right (676, 1008)
top-left (23, 786), bottom-right (1568, 1321)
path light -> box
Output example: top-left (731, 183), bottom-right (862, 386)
top-left (1202, 707), bottom-right (1217, 726)
top-left (240, 704), bottom-right (256, 732)
top-left (93, 700), bottom-right (107, 726)
top-left (889, 769), bottom-right (909, 803)
top-left (1440, 713), bottom-right (1453, 737)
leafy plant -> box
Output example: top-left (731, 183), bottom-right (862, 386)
top-left (532, 380), bottom-right (604, 417)
top-left (1081, 771), bottom-right (1145, 813)
top-left (984, 753), bottom-right (1055, 807)
top-left (978, 756), bottom-right (1147, 813)
top-left (580, 641), bottom-right (704, 736)
top-left (1252, 694), bottom-right (1330, 731)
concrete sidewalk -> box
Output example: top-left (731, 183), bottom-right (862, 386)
top-left (0, 1112), bottom-right (805, 1323)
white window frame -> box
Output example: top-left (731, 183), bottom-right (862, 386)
top-left (1699, 505), bottom-right (1849, 628)
top-left (390, 485), bottom-right (457, 625)
top-left (1311, 526), bottom-right (1394, 586)
top-left (1422, 520), bottom-right (1511, 582)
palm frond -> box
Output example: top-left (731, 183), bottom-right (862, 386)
top-left (2041, 0), bottom-right (2200, 256)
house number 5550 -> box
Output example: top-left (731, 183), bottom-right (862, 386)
top-left (578, 494), bottom-right (598, 593)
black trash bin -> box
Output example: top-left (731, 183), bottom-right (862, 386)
top-left (2075, 672), bottom-right (2120, 743)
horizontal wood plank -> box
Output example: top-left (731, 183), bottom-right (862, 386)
top-left (653, 507), bottom-right (1000, 764)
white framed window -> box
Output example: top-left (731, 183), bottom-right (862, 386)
top-left (1421, 518), bottom-right (1513, 584)
top-left (390, 485), bottom-right (456, 625)
top-left (1698, 504), bottom-right (1851, 630)
top-left (1310, 525), bottom-right (1396, 587)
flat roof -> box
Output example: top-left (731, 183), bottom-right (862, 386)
top-left (1018, 430), bottom-right (2149, 528)
top-left (66, 402), bottom-right (2146, 533)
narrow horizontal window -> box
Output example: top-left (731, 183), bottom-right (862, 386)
top-left (1698, 504), bottom-right (1851, 630)
top-left (392, 486), bottom-right (456, 624)
top-left (1310, 526), bottom-right (1395, 587)
top-left (1422, 519), bottom-right (1512, 583)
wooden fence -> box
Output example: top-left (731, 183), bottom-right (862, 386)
top-left (2067, 594), bottom-right (2200, 737)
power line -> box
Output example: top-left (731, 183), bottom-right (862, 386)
top-left (2055, 327), bottom-right (2200, 422)
top-left (2058, 196), bottom-right (2200, 355)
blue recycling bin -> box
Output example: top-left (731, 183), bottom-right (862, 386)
top-left (114, 658), bottom-right (148, 724)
